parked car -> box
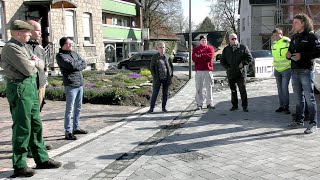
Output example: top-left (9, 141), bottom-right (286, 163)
top-left (117, 50), bottom-right (158, 70)
top-left (215, 54), bottom-right (221, 61)
top-left (314, 58), bottom-right (320, 94)
top-left (247, 50), bottom-right (273, 77)
top-left (173, 51), bottom-right (189, 63)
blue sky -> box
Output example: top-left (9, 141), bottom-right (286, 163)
top-left (181, 0), bottom-right (212, 25)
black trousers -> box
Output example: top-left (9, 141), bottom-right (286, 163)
top-left (228, 77), bottom-right (248, 108)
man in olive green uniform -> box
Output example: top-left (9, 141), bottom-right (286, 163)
top-left (0, 20), bottom-right (61, 177)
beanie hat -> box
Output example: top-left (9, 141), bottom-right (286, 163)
top-left (59, 37), bottom-right (68, 47)
top-left (199, 35), bottom-right (207, 40)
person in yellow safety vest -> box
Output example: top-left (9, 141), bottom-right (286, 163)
top-left (271, 28), bottom-right (292, 114)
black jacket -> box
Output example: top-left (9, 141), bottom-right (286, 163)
top-left (56, 49), bottom-right (87, 87)
top-left (150, 53), bottom-right (173, 87)
top-left (220, 44), bottom-right (253, 79)
top-left (287, 30), bottom-right (320, 70)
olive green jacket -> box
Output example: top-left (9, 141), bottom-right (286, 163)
top-left (0, 38), bottom-right (43, 80)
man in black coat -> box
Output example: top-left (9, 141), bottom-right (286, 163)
top-left (221, 33), bottom-right (253, 112)
top-left (147, 42), bottom-right (173, 113)
top-left (56, 37), bottom-right (88, 140)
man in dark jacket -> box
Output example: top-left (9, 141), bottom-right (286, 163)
top-left (56, 37), bottom-right (88, 140)
top-left (147, 42), bottom-right (173, 113)
top-left (221, 33), bottom-right (253, 112)
top-left (286, 13), bottom-right (320, 134)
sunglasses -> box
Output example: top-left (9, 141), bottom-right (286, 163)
top-left (231, 38), bottom-right (237, 40)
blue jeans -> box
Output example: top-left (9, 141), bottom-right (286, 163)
top-left (274, 69), bottom-right (291, 108)
top-left (292, 69), bottom-right (317, 125)
top-left (150, 80), bottom-right (169, 110)
top-left (64, 86), bottom-right (83, 133)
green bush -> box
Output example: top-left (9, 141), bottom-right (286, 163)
top-left (44, 71), bottom-right (157, 105)
top-left (45, 87), bottom-right (65, 100)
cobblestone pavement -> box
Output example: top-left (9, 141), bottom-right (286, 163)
top-left (2, 63), bottom-right (320, 179)
top-left (0, 99), bottom-right (139, 176)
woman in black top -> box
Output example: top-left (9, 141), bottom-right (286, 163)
top-left (286, 13), bottom-right (320, 134)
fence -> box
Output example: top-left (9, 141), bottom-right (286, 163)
top-left (254, 58), bottom-right (274, 78)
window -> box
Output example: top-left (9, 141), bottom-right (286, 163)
top-left (83, 13), bottom-right (93, 43)
top-left (141, 54), bottom-right (153, 60)
top-left (65, 10), bottom-right (76, 41)
top-left (0, 2), bottom-right (4, 41)
top-left (131, 53), bottom-right (141, 61)
top-left (112, 17), bottom-right (128, 27)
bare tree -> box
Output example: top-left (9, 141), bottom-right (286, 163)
top-left (196, 17), bottom-right (216, 32)
top-left (208, 0), bottom-right (238, 33)
top-left (141, 0), bottom-right (181, 33)
top-left (136, 0), bottom-right (182, 49)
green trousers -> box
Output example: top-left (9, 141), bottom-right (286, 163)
top-left (6, 75), bottom-right (49, 169)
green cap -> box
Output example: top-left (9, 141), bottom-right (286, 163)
top-left (10, 20), bottom-right (34, 31)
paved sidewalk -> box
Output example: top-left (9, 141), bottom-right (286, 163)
top-left (1, 73), bottom-right (320, 179)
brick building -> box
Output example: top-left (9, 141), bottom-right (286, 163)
top-left (239, 0), bottom-right (320, 50)
top-left (0, 0), bottom-right (105, 70)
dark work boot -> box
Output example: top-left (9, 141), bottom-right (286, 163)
top-left (65, 133), bottom-right (77, 140)
top-left (36, 158), bottom-right (62, 169)
top-left (12, 167), bottom-right (35, 177)
top-left (230, 106), bottom-right (238, 111)
top-left (283, 107), bottom-right (291, 114)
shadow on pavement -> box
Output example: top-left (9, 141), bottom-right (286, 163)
top-left (96, 93), bottom-right (320, 160)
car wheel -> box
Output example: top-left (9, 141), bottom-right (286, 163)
top-left (120, 65), bottom-right (128, 70)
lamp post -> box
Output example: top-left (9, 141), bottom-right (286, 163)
top-left (188, 0), bottom-right (192, 79)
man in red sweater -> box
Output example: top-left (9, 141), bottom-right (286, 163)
top-left (192, 35), bottom-right (215, 110)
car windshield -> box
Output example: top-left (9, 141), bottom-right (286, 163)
top-left (251, 50), bottom-right (272, 58)
top-left (176, 52), bottom-right (188, 56)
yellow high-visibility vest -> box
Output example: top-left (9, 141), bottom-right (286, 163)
top-left (272, 36), bottom-right (291, 72)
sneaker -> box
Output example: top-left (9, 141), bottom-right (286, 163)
top-left (36, 158), bottom-right (62, 169)
top-left (288, 122), bottom-right (304, 129)
top-left (230, 106), bottom-right (238, 111)
top-left (162, 109), bottom-right (168, 112)
top-left (207, 104), bottom-right (215, 109)
top-left (304, 125), bottom-right (317, 134)
top-left (275, 107), bottom-right (284, 112)
top-left (73, 129), bottom-right (88, 134)
top-left (283, 107), bottom-right (291, 114)
top-left (12, 167), bottom-right (35, 177)
top-left (65, 133), bottom-right (77, 140)
top-left (243, 107), bottom-right (248, 112)
top-left (147, 109), bottom-right (154, 113)
top-left (196, 106), bottom-right (202, 110)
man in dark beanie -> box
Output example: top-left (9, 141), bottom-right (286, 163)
top-left (56, 37), bottom-right (88, 140)
top-left (0, 20), bottom-right (61, 177)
